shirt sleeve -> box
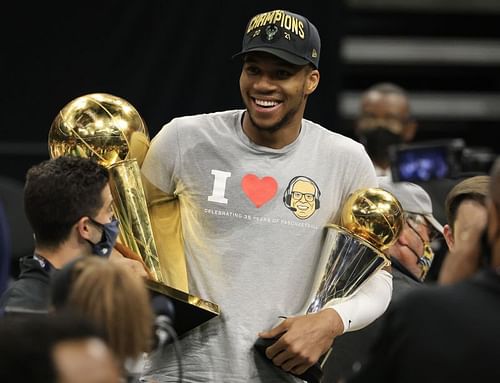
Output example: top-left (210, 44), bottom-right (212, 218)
top-left (141, 119), bottom-right (181, 195)
top-left (323, 269), bottom-right (393, 333)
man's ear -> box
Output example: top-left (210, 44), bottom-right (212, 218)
top-left (305, 69), bottom-right (320, 95)
top-left (443, 224), bottom-right (454, 251)
top-left (76, 217), bottom-right (92, 241)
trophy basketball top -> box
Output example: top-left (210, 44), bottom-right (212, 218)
top-left (339, 187), bottom-right (404, 251)
top-left (48, 93), bottom-right (149, 166)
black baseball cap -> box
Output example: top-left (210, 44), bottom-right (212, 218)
top-left (233, 9), bottom-right (321, 69)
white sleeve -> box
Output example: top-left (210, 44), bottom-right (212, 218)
top-left (323, 269), bottom-right (393, 333)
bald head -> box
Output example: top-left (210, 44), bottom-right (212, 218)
top-left (359, 82), bottom-right (413, 132)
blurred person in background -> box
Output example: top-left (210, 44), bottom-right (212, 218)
top-left (439, 175), bottom-right (489, 285)
top-left (381, 178), bottom-right (443, 285)
top-left (0, 174), bottom-right (34, 293)
top-left (0, 310), bottom-right (122, 383)
top-left (355, 82), bottom-right (417, 178)
top-left (50, 255), bottom-right (154, 382)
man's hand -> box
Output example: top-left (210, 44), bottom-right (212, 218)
top-left (258, 308), bottom-right (344, 375)
top-left (109, 247), bottom-right (150, 279)
top-left (439, 200), bottom-right (487, 285)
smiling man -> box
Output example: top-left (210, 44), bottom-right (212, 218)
top-left (141, 9), bottom-right (391, 382)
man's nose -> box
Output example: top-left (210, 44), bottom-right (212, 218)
top-left (253, 74), bottom-right (277, 91)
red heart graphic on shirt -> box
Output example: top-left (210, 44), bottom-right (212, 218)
top-left (241, 174), bottom-right (278, 208)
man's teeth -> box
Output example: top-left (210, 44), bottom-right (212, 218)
top-left (255, 99), bottom-right (278, 107)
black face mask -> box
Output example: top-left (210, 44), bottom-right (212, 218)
top-left (359, 128), bottom-right (403, 166)
top-left (86, 217), bottom-right (120, 257)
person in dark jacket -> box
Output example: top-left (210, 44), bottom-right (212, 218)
top-left (0, 156), bottom-right (147, 315)
top-left (344, 157), bottom-right (500, 383)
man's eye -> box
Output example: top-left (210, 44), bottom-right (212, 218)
top-left (245, 66), bottom-right (259, 75)
top-left (276, 70), bottom-right (291, 79)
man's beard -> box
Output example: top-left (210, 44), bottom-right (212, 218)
top-left (246, 97), bottom-right (303, 134)
top-left (248, 112), bottom-right (291, 134)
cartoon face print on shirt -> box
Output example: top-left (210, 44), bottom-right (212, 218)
top-left (283, 176), bottom-right (321, 219)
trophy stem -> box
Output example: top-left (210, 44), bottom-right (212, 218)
top-left (108, 159), bottom-right (165, 283)
top-left (304, 225), bottom-right (389, 314)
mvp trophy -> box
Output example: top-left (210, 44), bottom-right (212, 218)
top-left (255, 187), bottom-right (404, 382)
top-left (48, 93), bottom-right (219, 335)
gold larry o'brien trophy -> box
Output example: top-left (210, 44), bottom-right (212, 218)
top-left (255, 187), bottom-right (403, 383)
top-left (48, 93), bottom-right (219, 335)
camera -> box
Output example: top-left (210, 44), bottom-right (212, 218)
top-left (389, 139), bottom-right (496, 182)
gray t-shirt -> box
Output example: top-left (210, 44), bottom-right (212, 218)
top-left (141, 110), bottom-right (377, 382)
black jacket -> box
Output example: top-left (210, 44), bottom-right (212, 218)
top-left (323, 262), bottom-right (423, 382)
top-left (347, 269), bottom-right (500, 383)
top-left (0, 255), bottom-right (51, 315)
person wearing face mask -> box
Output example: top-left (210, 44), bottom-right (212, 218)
top-left (379, 178), bottom-right (443, 285)
top-left (0, 156), bottom-right (149, 316)
top-left (355, 82), bottom-right (417, 178)
top-left (323, 178), bottom-right (443, 382)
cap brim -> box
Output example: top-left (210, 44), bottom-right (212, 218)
top-left (232, 47), bottom-right (310, 66)
top-left (424, 214), bottom-right (444, 235)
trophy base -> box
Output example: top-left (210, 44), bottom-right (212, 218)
top-left (145, 279), bottom-right (220, 337)
top-left (254, 338), bottom-right (323, 383)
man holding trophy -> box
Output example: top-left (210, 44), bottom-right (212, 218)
top-left (139, 9), bottom-right (397, 382)
top-left (48, 92), bottom-right (220, 337)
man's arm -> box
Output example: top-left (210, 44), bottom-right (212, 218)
top-left (258, 269), bottom-right (392, 375)
top-left (330, 268), bottom-right (392, 332)
top-left (142, 175), bottom-right (189, 292)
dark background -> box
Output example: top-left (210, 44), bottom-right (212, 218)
top-left (2, 1), bottom-right (499, 184)
top-left (1, 1), bottom-right (499, 277)
top-left (1, 1), bottom-right (343, 183)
